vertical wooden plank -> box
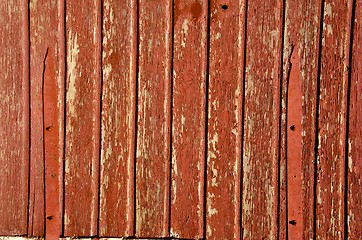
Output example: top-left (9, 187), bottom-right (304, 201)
top-left (0, 0), bottom-right (29, 235)
top-left (242, 0), bottom-right (283, 238)
top-left (347, 0), bottom-right (361, 237)
top-left (29, 0), bottom-right (65, 237)
top-left (43, 46), bottom-right (63, 239)
top-left (170, 1), bottom-right (207, 238)
top-left (282, 0), bottom-right (322, 238)
top-left (29, 0), bottom-right (45, 235)
top-left (135, 0), bottom-right (172, 237)
top-left (316, 0), bottom-right (353, 238)
top-left (64, 0), bottom-right (101, 236)
top-left (206, 1), bottom-right (244, 239)
top-left (99, 0), bottom-right (137, 237)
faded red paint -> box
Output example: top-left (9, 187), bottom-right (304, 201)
top-left (316, 0), bottom-right (353, 238)
top-left (63, 0), bottom-right (102, 236)
top-left (43, 48), bottom-right (62, 239)
top-left (0, 0), bottom-right (29, 235)
top-left (348, 0), bottom-right (362, 237)
top-left (286, 46), bottom-right (303, 238)
top-left (170, 0), bottom-right (207, 238)
top-left (242, 0), bottom-right (283, 238)
top-left (0, 0), bottom-right (361, 239)
top-left (206, 1), bottom-right (244, 239)
top-left (135, 0), bottom-right (172, 237)
top-left (29, 0), bottom-right (65, 237)
top-left (282, 0), bottom-right (323, 238)
top-left (98, 0), bottom-right (137, 237)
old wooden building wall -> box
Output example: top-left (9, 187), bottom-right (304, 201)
top-left (0, 0), bottom-right (361, 239)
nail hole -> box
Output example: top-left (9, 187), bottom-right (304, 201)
top-left (47, 216), bottom-right (53, 220)
top-left (46, 126), bottom-right (51, 131)
top-left (289, 220), bottom-right (296, 226)
top-left (290, 125), bottom-right (295, 131)
top-left (221, 4), bottom-right (228, 10)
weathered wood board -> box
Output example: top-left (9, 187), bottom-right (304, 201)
top-left (206, 1), bottom-right (243, 239)
top-left (29, 0), bottom-right (65, 238)
top-left (135, 0), bottom-right (172, 237)
top-left (0, 0), bottom-right (29, 235)
top-left (282, 0), bottom-right (322, 238)
top-left (347, 0), bottom-right (361, 237)
top-left (63, 0), bottom-right (101, 236)
top-left (242, 0), bottom-right (283, 238)
top-left (171, 0), bottom-right (207, 238)
top-left (0, 0), bottom-right (360, 238)
top-left (316, 0), bottom-right (353, 238)
top-left (99, 0), bottom-right (137, 237)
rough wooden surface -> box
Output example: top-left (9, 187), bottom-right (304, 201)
top-left (0, 0), bottom-right (361, 238)
top-left (29, 0), bottom-right (65, 237)
top-left (315, 0), bottom-right (353, 238)
top-left (0, 0), bottom-right (29, 235)
top-left (206, 1), bottom-right (244, 239)
top-left (135, 0), bottom-right (172, 237)
top-left (63, 0), bottom-right (101, 236)
top-left (242, 0), bottom-right (283, 238)
top-left (282, 0), bottom-right (322, 238)
top-left (99, 0), bottom-right (137, 237)
top-left (348, 0), bottom-right (361, 237)
top-left (170, 0), bottom-right (207, 239)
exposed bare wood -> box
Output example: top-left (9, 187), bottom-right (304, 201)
top-left (99, 0), bottom-right (137, 237)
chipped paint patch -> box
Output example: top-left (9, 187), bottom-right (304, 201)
top-left (66, 31), bottom-right (79, 117)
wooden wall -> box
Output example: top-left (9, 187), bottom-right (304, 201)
top-left (0, 0), bottom-right (361, 239)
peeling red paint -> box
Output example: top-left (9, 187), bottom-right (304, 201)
top-left (0, 0), bottom-right (361, 239)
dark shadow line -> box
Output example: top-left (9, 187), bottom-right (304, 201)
top-left (42, 47), bottom-right (49, 238)
top-left (61, 0), bottom-right (67, 236)
top-left (344, 0), bottom-right (356, 239)
top-left (279, 0), bottom-right (287, 238)
top-left (96, 0), bottom-right (104, 236)
top-left (313, 0), bottom-right (325, 238)
top-left (133, 0), bottom-right (140, 235)
top-left (240, 0), bottom-right (248, 238)
top-left (202, 0), bottom-right (211, 239)
top-left (168, 0), bottom-right (175, 236)
top-left (26, 0), bottom-right (31, 235)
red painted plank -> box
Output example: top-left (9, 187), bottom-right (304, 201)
top-left (29, 0), bottom-right (65, 237)
top-left (170, 1), bottom-right (207, 238)
top-left (286, 46), bottom-right (304, 239)
top-left (347, 0), bottom-right (361, 237)
top-left (282, 0), bottom-right (322, 238)
top-left (99, 0), bottom-right (137, 237)
top-left (135, 0), bottom-right (172, 237)
top-left (43, 47), bottom-right (63, 239)
top-left (242, 0), bottom-right (283, 238)
top-left (64, 0), bottom-right (102, 236)
top-left (0, 0), bottom-right (29, 235)
top-left (316, 0), bottom-right (353, 238)
top-left (206, 1), bottom-right (244, 239)
top-left (28, 0), bottom-right (46, 235)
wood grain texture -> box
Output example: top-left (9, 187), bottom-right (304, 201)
top-left (135, 0), bottom-right (172, 237)
top-left (29, 0), bottom-right (45, 235)
top-left (0, 0), bottom-right (29, 235)
top-left (347, 0), bottom-right (361, 237)
top-left (206, 1), bottom-right (244, 239)
top-left (29, 0), bottom-right (65, 237)
top-left (316, 0), bottom-right (353, 238)
top-left (63, 0), bottom-right (101, 236)
top-left (242, 0), bottom-right (283, 238)
top-left (99, 0), bottom-right (137, 237)
top-left (170, 0), bottom-right (207, 238)
top-left (282, 0), bottom-right (322, 238)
